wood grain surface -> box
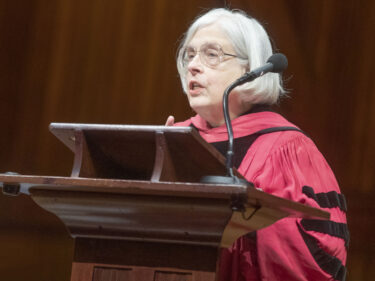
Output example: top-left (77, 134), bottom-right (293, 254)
top-left (0, 0), bottom-right (374, 280)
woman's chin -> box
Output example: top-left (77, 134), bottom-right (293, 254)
top-left (190, 100), bottom-right (223, 119)
top-left (189, 98), bottom-right (211, 113)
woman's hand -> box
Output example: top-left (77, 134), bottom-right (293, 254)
top-left (165, 115), bottom-right (175, 126)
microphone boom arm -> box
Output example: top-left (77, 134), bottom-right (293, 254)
top-left (201, 53), bottom-right (287, 184)
top-left (222, 74), bottom-right (259, 178)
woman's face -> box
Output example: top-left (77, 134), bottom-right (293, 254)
top-left (184, 23), bottom-right (246, 126)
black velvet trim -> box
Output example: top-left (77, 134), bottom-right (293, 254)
top-left (241, 103), bottom-right (274, 115)
top-left (189, 123), bottom-right (198, 131)
top-left (297, 223), bottom-right (347, 281)
top-left (245, 231), bottom-right (258, 262)
top-left (210, 126), bottom-right (307, 169)
top-left (301, 219), bottom-right (350, 248)
top-left (211, 133), bottom-right (261, 168)
top-left (245, 230), bottom-right (257, 240)
top-left (302, 186), bottom-right (347, 212)
top-left (251, 126), bottom-right (310, 139)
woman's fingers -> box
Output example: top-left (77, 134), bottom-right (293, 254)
top-left (165, 115), bottom-right (175, 126)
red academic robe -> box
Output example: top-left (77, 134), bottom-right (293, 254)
top-left (175, 111), bottom-right (348, 281)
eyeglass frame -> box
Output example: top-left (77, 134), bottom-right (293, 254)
top-left (181, 42), bottom-right (243, 69)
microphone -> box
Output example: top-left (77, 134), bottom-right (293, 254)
top-left (201, 54), bottom-right (288, 184)
top-left (235, 53), bottom-right (288, 85)
top-left (201, 53), bottom-right (288, 184)
top-left (223, 53), bottom-right (287, 176)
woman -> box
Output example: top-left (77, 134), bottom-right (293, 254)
top-left (167, 8), bottom-right (348, 281)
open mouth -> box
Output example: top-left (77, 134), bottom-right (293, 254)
top-left (189, 81), bottom-right (204, 90)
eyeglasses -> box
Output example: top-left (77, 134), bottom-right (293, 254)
top-left (181, 43), bottom-right (240, 68)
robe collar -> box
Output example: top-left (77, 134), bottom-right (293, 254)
top-left (189, 104), bottom-right (298, 143)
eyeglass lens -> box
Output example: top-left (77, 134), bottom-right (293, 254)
top-left (182, 43), bottom-right (222, 67)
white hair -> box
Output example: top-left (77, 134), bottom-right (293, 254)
top-left (177, 8), bottom-right (285, 105)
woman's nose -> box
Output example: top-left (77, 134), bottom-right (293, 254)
top-left (187, 53), bottom-right (203, 74)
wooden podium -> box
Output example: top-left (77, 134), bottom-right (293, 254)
top-left (0, 123), bottom-right (329, 281)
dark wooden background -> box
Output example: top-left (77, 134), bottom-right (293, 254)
top-left (0, 0), bottom-right (374, 280)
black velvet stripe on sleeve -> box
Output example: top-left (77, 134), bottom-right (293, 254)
top-left (301, 219), bottom-right (350, 248)
top-left (302, 186), bottom-right (347, 212)
top-left (297, 223), bottom-right (347, 281)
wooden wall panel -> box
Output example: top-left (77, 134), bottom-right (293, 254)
top-left (0, 0), bottom-right (374, 280)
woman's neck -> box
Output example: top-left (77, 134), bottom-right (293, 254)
top-left (198, 102), bottom-right (253, 128)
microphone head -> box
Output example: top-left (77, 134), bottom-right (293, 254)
top-left (267, 53), bottom-right (288, 73)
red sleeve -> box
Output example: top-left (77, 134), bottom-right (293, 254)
top-left (222, 132), bottom-right (348, 281)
